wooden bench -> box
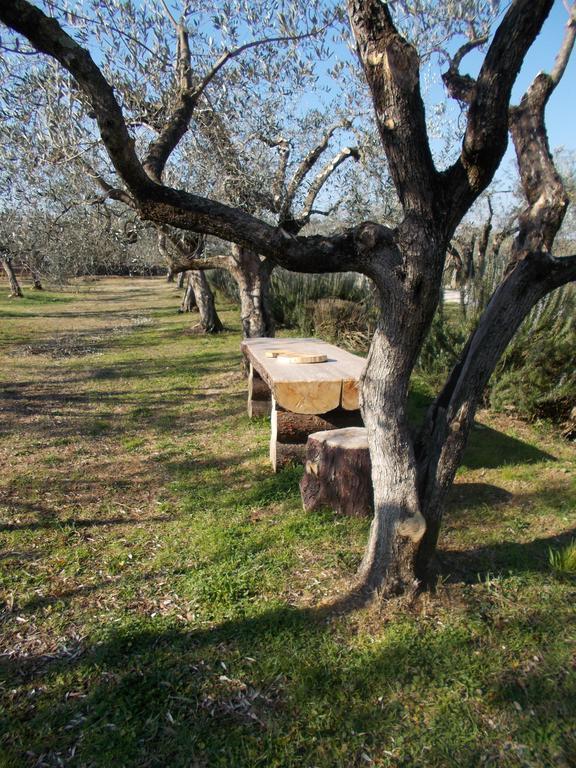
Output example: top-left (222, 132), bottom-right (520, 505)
top-left (241, 337), bottom-right (366, 471)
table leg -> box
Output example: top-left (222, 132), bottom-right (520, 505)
top-left (247, 363), bottom-right (271, 418)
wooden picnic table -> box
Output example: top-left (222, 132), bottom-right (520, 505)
top-left (241, 337), bottom-right (366, 471)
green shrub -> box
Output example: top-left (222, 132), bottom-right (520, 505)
top-left (416, 308), bottom-right (466, 386)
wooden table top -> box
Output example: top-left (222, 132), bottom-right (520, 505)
top-left (241, 337), bottom-right (366, 414)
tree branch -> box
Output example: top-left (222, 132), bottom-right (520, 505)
top-left (508, 2), bottom-right (574, 261)
top-left (270, 137), bottom-right (291, 210)
top-left (442, 0), bottom-right (555, 234)
top-left (347, 0), bottom-right (438, 220)
top-left (143, 21), bottom-right (195, 182)
top-left (288, 146), bottom-right (360, 232)
top-left (0, 0), bottom-right (153, 197)
top-left (191, 24), bottom-right (333, 106)
top-left (80, 160), bottom-right (135, 207)
top-left (157, 228), bottom-right (229, 273)
top-left (143, 21), bottom-right (335, 183)
top-left (441, 35), bottom-right (488, 104)
top-left (279, 120), bottom-right (351, 220)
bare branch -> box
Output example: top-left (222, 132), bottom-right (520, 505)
top-left (290, 146), bottom-right (360, 231)
top-left (280, 121), bottom-right (350, 220)
top-left (158, 0), bottom-right (179, 29)
top-left (441, 35), bottom-right (488, 104)
top-left (143, 22), bottom-right (195, 182)
top-left (508, 2), bottom-right (575, 261)
top-left (80, 160), bottom-right (135, 207)
top-left (347, 0), bottom-right (438, 220)
top-left (157, 227), bottom-right (229, 272)
top-left (271, 138), bottom-right (291, 210)
top-left (442, 0), bottom-right (556, 233)
top-left (550, 2), bottom-right (576, 85)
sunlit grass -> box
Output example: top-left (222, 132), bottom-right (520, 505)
top-left (0, 277), bottom-right (574, 767)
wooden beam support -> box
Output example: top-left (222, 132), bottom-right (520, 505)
top-left (247, 363), bottom-right (271, 418)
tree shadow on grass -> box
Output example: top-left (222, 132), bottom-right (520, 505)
top-left (438, 526), bottom-right (576, 584)
top-left (2, 574), bottom-right (574, 768)
top-left (0, 512), bottom-right (175, 534)
top-left (460, 424), bottom-right (555, 469)
top-left (407, 386), bottom-right (555, 469)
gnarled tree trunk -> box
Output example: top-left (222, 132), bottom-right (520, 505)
top-left (32, 272), bottom-right (43, 290)
top-left (188, 270), bottom-right (223, 333)
top-left (179, 273), bottom-right (197, 312)
top-left (230, 246), bottom-right (275, 338)
top-left (1, 254), bottom-right (23, 297)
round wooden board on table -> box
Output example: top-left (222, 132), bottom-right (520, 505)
top-left (277, 353), bottom-right (328, 365)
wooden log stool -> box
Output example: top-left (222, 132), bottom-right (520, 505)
top-left (300, 427), bottom-right (373, 517)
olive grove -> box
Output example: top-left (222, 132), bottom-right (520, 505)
top-left (1, 0), bottom-right (575, 596)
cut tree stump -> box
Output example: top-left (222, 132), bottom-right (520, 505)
top-left (247, 364), bottom-right (271, 418)
top-left (300, 427), bottom-right (373, 517)
top-left (270, 402), bottom-right (363, 472)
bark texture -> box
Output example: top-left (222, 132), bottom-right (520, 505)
top-left (188, 271), bottom-right (223, 333)
top-left (179, 274), bottom-right (197, 312)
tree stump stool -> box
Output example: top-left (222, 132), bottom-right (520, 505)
top-left (300, 427), bottom-right (373, 517)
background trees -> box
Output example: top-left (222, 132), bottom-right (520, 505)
top-left (1, 0), bottom-right (575, 597)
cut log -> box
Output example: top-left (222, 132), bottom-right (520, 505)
top-left (270, 441), bottom-right (307, 472)
top-left (270, 402), bottom-right (363, 472)
top-left (300, 427), bottom-right (373, 517)
top-left (273, 407), bottom-right (363, 444)
top-left (274, 380), bottom-right (343, 415)
top-left (248, 364), bottom-right (271, 419)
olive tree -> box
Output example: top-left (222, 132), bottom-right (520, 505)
top-left (2, 0), bottom-right (575, 597)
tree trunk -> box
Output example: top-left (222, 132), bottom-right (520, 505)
top-left (166, 267), bottom-right (175, 283)
top-left (1, 256), bottom-right (23, 297)
top-left (179, 273), bottom-right (197, 312)
top-left (230, 246), bottom-right (275, 338)
top-left (32, 272), bottom-right (43, 290)
top-left (177, 270), bottom-right (186, 288)
top-left (357, 326), bottom-right (428, 595)
top-left (188, 270), bottom-right (223, 333)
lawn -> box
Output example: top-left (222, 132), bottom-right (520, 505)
top-left (0, 277), bottom-right (574, 767)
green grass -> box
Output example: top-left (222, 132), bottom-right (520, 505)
top-left (0, 277), bottom-right (575, 767)
top-left (549, 539), bottom-right (576, 578)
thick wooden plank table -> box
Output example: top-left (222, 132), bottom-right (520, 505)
top-left (241, 337), bottom-right (366, 471)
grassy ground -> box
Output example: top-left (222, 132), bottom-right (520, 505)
top-left (0, 277), bottom-right (574, 768)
